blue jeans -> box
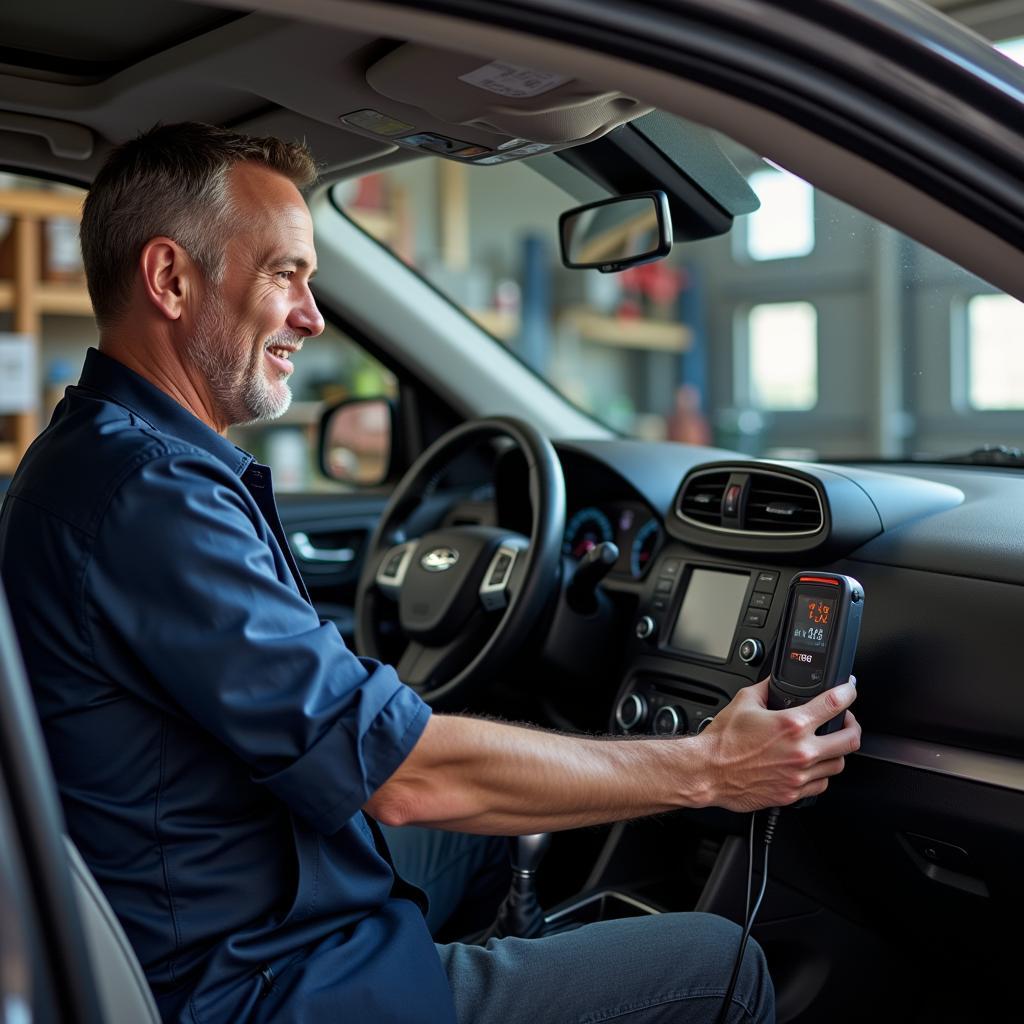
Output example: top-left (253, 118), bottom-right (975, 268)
top-left (382, 825), bottom-right (775, 1024)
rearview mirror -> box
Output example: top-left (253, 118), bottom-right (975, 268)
top-left (319, 397), bottom-right (393, 487)
top-left (559, 191), bottom-right (672, 273)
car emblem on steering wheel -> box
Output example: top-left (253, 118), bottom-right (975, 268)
top-left (421, 547), bottom-right (460, 572)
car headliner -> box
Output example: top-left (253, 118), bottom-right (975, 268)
top-left (1, 0), bottom-right (1023, 302)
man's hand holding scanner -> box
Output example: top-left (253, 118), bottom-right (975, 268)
top-left (698, 677), bottom-right (860, 813)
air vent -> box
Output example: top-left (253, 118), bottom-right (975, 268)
top-left (677, 471), bottom-right (729, 527)
top-left (745, 473), bottom-right (822, 534)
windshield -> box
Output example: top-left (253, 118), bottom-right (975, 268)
top-left (331, 121), bottom-right (1024, 463)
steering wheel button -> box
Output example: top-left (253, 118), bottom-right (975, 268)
top-left (489, 553), bottom-right (513, 585)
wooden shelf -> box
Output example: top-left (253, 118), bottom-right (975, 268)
top-left (468, 308), bottom-right (519, 340)
top-left (0, 443), bottom-right (19, 475)
top-left (37, 280), bottom-right (92, 315)
top-left (0, 188), bottom-right (83, 219)
top-left (0, 279), bottom-right (92, 316)
top-left (347, 207), bottom-right (396, 241)
top-left (0, 185), bottom-right (90, 469)
top-left (560, 308), bottom-right (691, 352)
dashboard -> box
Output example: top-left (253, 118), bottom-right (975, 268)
top-left (528, 438), bottom-right (1024, 982)
top-left (540, 437), bottom-right (1024, 800)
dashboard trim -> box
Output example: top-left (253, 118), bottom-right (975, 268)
top-left (858, 734), bottom-right (1024, 795)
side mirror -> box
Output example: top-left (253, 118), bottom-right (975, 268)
top-left (319, 397), bottom-right (394, 487)
top-left (559, 190), bottom-right (672, 273)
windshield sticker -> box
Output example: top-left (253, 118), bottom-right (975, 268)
top-left (340, 109), bottom-right (415, 136)
top-left (459, 62), bottom-right (571, 98)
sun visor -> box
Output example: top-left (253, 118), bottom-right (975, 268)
top-left (353, 43), bottom-right (652, 165)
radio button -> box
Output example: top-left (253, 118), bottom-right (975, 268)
top-left (655, 578), bottom-right (673, 594)
top-left (653, 705), bottom-right (683, 736)
top-left (615, 692), bottom-right (648, 732)
top-left (743, 609), bottom-right (767, 627)
top-left (738, 638), bottom-right (764, 664)
top-left (748, 591), bottom-right (771, 610)
top-left (753, 571), bottom-right (780, 593)
top-left (635, 615), bottom-right (656, 639)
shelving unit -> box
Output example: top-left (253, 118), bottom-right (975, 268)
top-left (560, 307), bottom-right (691, 352)
top-left (0, 187), bottom-right (90, 475)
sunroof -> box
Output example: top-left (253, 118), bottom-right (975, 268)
top-left (0, 0), bottom-right (244, 76)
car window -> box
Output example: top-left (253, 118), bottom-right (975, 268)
top-left (226, 322), bottom-right (397, 492)
top-left (329, 124), bottom-right (1024, 463)
top-left (0, 171), bottom-right (395, 494)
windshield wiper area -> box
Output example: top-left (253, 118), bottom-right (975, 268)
top-left (940, 445), bottom-right (1024, 466)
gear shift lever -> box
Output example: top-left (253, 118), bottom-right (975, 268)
top-left (481, 833), bottom-right (551, 941)
top-left (511, 832), bottom-right (551, 877)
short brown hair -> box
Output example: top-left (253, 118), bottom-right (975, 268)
top-left (80, 122), bottom-right (318, 329)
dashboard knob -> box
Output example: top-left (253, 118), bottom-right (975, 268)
top-left (635, 615), bottom-right (656, 640)
top-left (653, 705), bottom-right (684, 736)
top-left (738, 637), bottom-right (764, 664)
top-left (615, 692), bottom-right (647, 732)
top-left (696, 716), bottom-right (716, 734)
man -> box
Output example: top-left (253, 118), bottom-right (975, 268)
top-left (0, 123), bottom-right (859, 1023)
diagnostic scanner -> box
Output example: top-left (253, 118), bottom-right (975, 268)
top-left (768, 571), bottom-right (864, 734)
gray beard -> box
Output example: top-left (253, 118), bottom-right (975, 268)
top-left (185, 293), bottom-right (296, 427)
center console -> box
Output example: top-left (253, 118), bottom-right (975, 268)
top-left (611, 549), bottom-right (792, 736)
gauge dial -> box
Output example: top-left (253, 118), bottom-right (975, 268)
top-left (563, 507), bottom-right (614, 559)
top-left (630, 518), bottom-right (660, 578)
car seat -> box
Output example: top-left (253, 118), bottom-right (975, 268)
top-left (0, 581), bottom-right (160, 1023)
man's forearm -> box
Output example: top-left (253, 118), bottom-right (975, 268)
top-left (364, 713), bottom-right (713, 834)
top-left (363, 680), bottom-right (861, 830)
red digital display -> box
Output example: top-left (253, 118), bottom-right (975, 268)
top-left (789, 593), bottom-right (834, 652)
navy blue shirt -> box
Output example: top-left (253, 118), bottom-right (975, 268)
top-left (0, 348), bottom-right (457, 1024)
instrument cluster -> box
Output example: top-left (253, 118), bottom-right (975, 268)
top-left (562, 502), bottom-right (662, 579)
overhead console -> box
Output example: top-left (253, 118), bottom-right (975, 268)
top-left (338, 42), bottom-right (652, 165)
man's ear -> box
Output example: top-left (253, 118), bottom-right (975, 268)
top-left (139, 237), bottom-right (195, 321)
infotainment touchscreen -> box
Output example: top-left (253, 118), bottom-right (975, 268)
top-left (669, 568), bottom-right (750, 660)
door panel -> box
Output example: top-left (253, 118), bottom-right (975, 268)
top-left (277, 492), bottom-right (390, 649)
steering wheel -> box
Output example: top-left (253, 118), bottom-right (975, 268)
top-left (354, 417), bottom-right (565, 708)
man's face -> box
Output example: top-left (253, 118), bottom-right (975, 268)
top-left (185, 162), bottom-right (324, 428)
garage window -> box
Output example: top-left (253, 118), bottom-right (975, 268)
top-left (740, 168), bottom-right (815, 262)
top-left (995, 35), bottom-right (1024, 65)
top-left (965, 294), bottom-right (1024, 410)
top-left (744, 301), bottom-right (818, 410)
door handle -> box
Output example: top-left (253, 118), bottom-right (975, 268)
top-left (290, 532), bottom-right (356, 564)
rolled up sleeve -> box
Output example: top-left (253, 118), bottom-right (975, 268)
top-left (86, 447), bottom-right (430, 833)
